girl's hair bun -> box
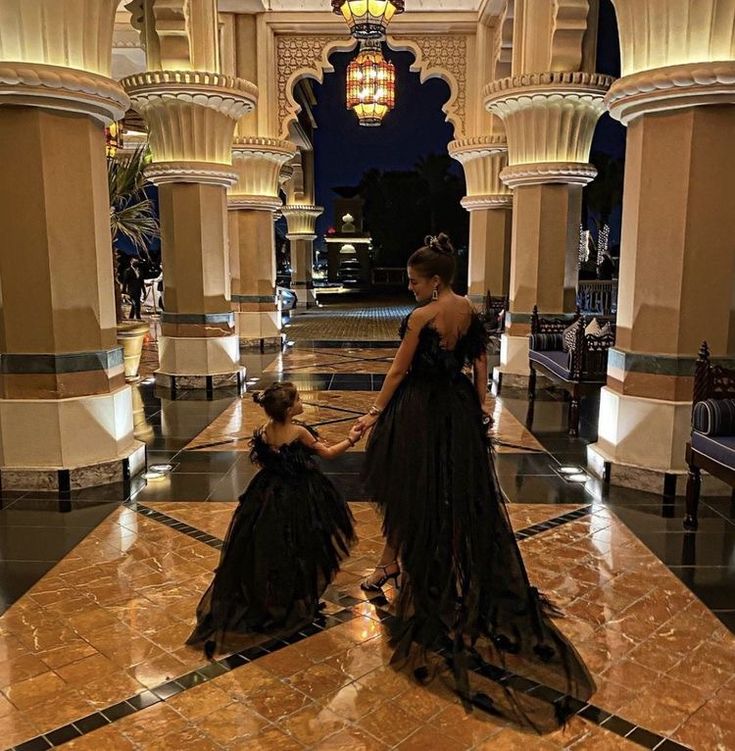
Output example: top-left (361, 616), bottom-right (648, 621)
top-left (424, 233), bottom-right (455, 256)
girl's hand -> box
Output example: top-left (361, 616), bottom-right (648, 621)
top-left (348, 425), bottom-right (363, 444)
top-left (355, 413), bottom-right (379, 432)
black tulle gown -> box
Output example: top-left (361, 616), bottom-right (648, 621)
top-left (187, 426), bottom-right (356, 650)
top-left (363, 312), bottom-right (595, 731)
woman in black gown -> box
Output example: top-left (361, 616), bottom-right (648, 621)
top-left (187, 383), bottom-right (360, 654)
top-left (355, 235), bottom-right (595, 731)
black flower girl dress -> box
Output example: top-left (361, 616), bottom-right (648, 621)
top-left (187, 425), bottom-right (356, 650)
top-left (363, 312), bottom-right (595, 731)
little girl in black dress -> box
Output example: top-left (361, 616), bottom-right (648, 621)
top-left (187, 382), bottom-right (360, 654)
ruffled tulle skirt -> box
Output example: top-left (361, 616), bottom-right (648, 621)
top-left (187, 467), bottom-right (356, 650)
top-left (363, 370), bottom-right (595, 731)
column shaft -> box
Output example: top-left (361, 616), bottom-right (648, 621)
top-left (229, 209), bottom-right (281, 344)
top-left (0, 54), bottom-right (143, 487)
top-left (157, 182), bottom-right (242, 387)
top-left (589, 105), bottom-right (735, 489)
top-left (467, 207), bottom-right (513, 303)
top-left (291, 238), bottom-right (317, 308)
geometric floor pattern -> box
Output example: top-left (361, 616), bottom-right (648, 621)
top-left (1, 301), bottom-right (734, 750)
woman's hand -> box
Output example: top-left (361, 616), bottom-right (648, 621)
top-left (355, 413), bottom-right (379, 432)
top-left (481, 404), bottom-right (494, 430)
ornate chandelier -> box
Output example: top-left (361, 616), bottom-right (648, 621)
top-left (346, 40), bottom-right (396, 127)
top-left (331, 0), bottom-right (405, 40)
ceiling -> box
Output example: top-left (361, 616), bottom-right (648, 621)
top-left (217, 1), bottom-right (486, 11)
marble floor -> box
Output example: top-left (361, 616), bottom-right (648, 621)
top-left (1, 300), bottom-right (733, 751)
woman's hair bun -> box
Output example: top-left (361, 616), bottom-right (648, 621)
top-left (424, 233), bottom-right (455, 256)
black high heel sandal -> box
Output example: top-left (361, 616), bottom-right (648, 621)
top-left (360, 562), bottom-right (401, 592)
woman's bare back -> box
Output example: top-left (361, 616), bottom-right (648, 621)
top-left (421, 293), bottom-right (474, 350)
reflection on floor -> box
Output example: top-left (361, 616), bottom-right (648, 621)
top-left (1, 301), bottom-right (733, 751)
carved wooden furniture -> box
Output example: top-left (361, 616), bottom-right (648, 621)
top-left (527, 306), bottom-right (613, 437)
top-left (683, 342), bottom-right (735, 530)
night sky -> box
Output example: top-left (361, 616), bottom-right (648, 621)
top-left (311, 0), bottom-right (626, 240)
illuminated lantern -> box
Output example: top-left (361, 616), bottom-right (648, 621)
top-left (331, 0), bottom-right (405, 40)
top-left (346, 40), bottom-right (396, 127)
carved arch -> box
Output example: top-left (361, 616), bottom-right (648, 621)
top-left (387, 35), bottom-right (467, 138)
top-left (277, 34), bottom-right (468, 140)
top-left (277, 35), bottom-right (358, 140)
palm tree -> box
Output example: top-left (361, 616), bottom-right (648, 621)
top-left (107, 146), bottom-right (159, 320)
top-left (585, 152), bottom-right (624, 233)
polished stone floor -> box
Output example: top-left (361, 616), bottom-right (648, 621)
top-left (1, 300), bottom-right (733, 751)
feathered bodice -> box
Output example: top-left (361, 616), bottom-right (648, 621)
top-left (399, 311), bottom-right (488, 378)
top-left (249, 424), bottom-right (319, 475)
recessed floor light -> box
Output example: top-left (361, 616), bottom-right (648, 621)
top-left (143, 470), bottom-right (167, 482)
top-left (567, 473), bottom-right (588, 482)
top-left (559, 466), bottom-right (583, 474)
top-left (148, 464), bottom-right (173, 474)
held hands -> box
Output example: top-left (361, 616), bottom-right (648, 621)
top-left (348, 424), bottom-right (364, 445)
top-left (355, 412), bottom-right (379, 433)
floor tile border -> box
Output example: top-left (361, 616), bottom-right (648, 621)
top-left (5, 503), bottom-right (689, 751)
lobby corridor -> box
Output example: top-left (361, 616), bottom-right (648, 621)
top-left (0, 303), bottom-right (733, 751)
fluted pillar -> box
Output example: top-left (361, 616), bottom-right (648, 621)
top-left (449, 136), bottom-right (513, 304)
top-left (282, 205), bottom-right (323, 309)
top-left (122, 70), bottom-right (257, 392)
top-left (587, 0), bottom-right (735, 494)
top-left (0, 0), bottom-right (145, 489)
top-left (228, 137), bottom-right (297, 347)
top-left (485, 72), bottom-right (612, 385)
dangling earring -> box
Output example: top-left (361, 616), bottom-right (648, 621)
top-left (431, 286), bottom-right (439, 301)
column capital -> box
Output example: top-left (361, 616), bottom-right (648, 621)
top-left (448, 136), bottom-right (508, 160)
top-left (0, 62), bottom-right (128, 123)
top-left (228, 136), bottom-right (298, 211)
top-left (282, 204), bottom-right (323, 236)
top-left (484, 72), bottom-right (612, 185)
top-left (461, 195), bottom-right (514, 211)
top-left (500, 161), bottom-right (597, 189)
top-left (121, 70), bottom-right (258, 183)
top-left (449, 136), bottom-right (511, 202)
top-left (607, 61), bottom-right (735, 125)
top-left (613, 0), bottom-right (735, 79)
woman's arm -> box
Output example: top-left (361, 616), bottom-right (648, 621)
top-left (297, 425), bottom-right (363, 460)
top-left (355, 311), bottom-right (425, 431)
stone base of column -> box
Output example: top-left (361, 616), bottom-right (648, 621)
top-left (156, 335), bottom-right (245, 394)
top-left (236, 311), bottom-right (282, 349)
top-left (493, 334), bottom-right (531, 389)
top-left (586, 387), bottom-right (731, 496)
top-left (0, 387), bottom-right (146, 490)
top-left (291, 282), bottom-right (317, 309)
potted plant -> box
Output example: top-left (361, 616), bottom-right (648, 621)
top-left (108, 145), bottom-right (160, 381)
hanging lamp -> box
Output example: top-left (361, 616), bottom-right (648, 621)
top-left (331, 0), bottom-right (405, 40)
top-left (346, 39), bottom-right (396, 127)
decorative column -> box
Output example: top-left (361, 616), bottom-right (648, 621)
top-left (587, 0), bottom-right (735, 494)
top-left (122, 70), bottom-right (257, 392)
top-left (282, 205), bottom-right (323, 309)
top-left (485, 72), bottom-right (612, 386)
top-left (0, 0), bottom-right (145, 490)
top-left (228, 137), bottom-right (297, 347)
top-left (448, 136), bottom-right (513, 304)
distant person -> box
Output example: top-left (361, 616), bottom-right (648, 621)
top-left (123, 259), bottom-right (145, 320)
